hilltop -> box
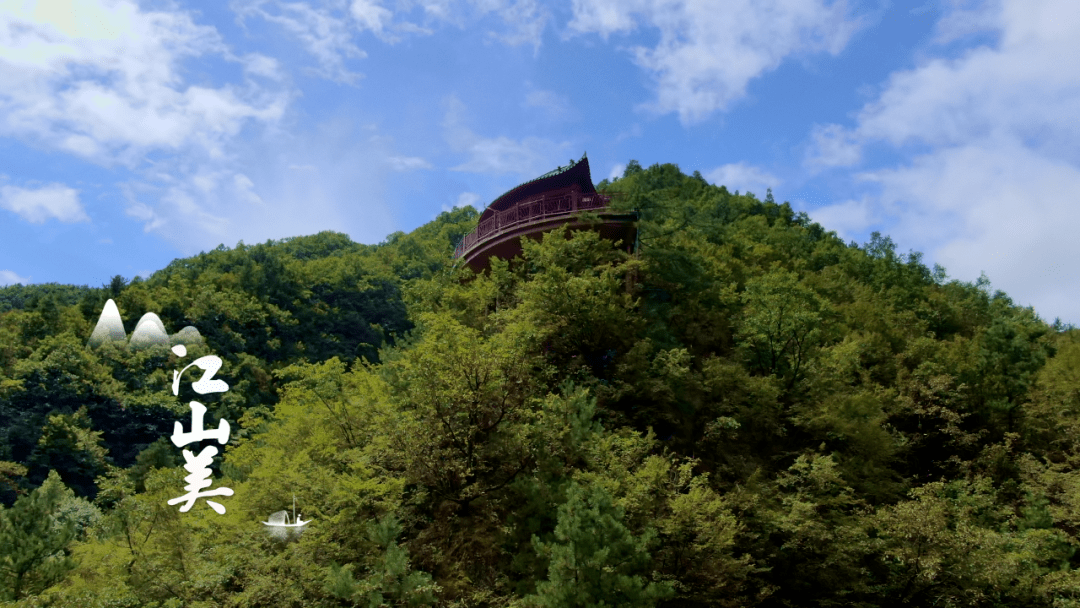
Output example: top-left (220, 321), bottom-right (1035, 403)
top-left (2, 161), bottom-right (1080, 607)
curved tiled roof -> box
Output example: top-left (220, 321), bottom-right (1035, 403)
top-left (479, 152), bottom-right (597, 221)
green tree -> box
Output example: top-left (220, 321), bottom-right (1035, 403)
top-left (27, 407), bottom-right (111, 499)
top-left (106, 275), bottom-right (127, 299)
top-left (526, 479), bottom-right (673, 608)
top-left (324, 513), bottom-right (440, 607)
top-left (0, 332), bottom-right (119, 471)
top-left (1024, 329), bottom-right (1080, 462)
top-left (865, 476), bottom-right (1080, 606)
top-left (736, 265), bottom-right (825, 390)
top-left (125, 437), bottom-right (183, 493)
top-left (970, 302), bottom-right (1051, 437)
top-left (515, 227), bottom-right (643, 384)
top-left (0, 470), bottom-right (77, 601)
top-left (752, 453), bottom-right (876, 607)
top-left (377, 310), bottom-right (540, 598)
top-left (383, 311), bottom-right (537, 510)
top-left (0, 461), bottom-right (27, 504)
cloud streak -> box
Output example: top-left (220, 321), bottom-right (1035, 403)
top-left (233, 0), bottom-right (368, 83)
top-left (569, 0), bottom-right (864, 124)
top-left (0, 270), bottom-right (31, 286)
top-left (443, 95), bottom-right (572, 176)
top-left (0, 184), bottom-right (89, 224)
top-left (704, 162), bottom-right (779, 197)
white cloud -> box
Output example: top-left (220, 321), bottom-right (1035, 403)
top-left (567, 0), bottom-right (637, 35)
top-left (121, 116), bottom-right (398, 252)
top-left (233, 173), bottom-right (264, 205)
top-left (864, 140), bottom-right (1080, 325)
top-left (386, 156), bottom-right (433, 171)
top-left (234, 0), bottom-right (549, 63)
top-left (0, 270), bottom-right (31, 286)
top-left (806, 0), bottom-right (1080, 166)
top-left (416, 0), bottom-right (550, 48)
top-left (350, 0), bottom-right (393, 34)
top-left (455, 191), bottom-right (481, 209)
top-left (608, 163), bottom-right (625, 181)
top-left (123, 198), bottom-right (163, 232)
top-left (909, 2), bottom-right (940, 17)
top-left (703, 162), bottom-right (779, 198)
top-left (568, 0), bottom-right (864, 124)
top-left (855, 50), bottom-right (1077, 152)
top-left (450, 136), bottom-right (567, 174)
top-left (483, 0), bottom-right (548, 49)
top-left (805, 197), bottom-right (877, 243)
top-left (523, 84), bottom-right (574, 121)
top-left (805, 123), bottom-right (861, 169)
top-left (931, 1), bottom-right (1001, 44)
top-left (0, 0), bottom-right (286, 166)
top-left (0, 184), bottom-right (89, 223)
top-left (614, 123), bottom-right (643, 143)
top-left (443, 95), bottom-right (572, 175)
top-left (232, 0), bottom-right (366, 83)
top-left (241, 53), bottom-right (283, 79)
top-left (801, 0), bottom-right (1080, 325)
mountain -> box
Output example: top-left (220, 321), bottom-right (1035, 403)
top-left (1, 162), bottom-right (1078, 607)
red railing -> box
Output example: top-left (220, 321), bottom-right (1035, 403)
top-left (454, 192), bottom-right (622, 259)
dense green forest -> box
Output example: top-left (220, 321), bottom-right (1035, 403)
top-left (3, 160), bottom-right (1080, 607)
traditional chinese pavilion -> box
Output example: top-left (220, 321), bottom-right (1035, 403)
top-left (453, 153), bottom-right (638, 273)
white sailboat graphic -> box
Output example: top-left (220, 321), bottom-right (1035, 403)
top-left (262, 495), bottom-right (310, 540)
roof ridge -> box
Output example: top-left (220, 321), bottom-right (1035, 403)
top-left (505, 151), bottom-right (587, 194)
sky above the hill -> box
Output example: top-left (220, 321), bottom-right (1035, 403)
top-left (1, 0), bottom-right (1077, 326)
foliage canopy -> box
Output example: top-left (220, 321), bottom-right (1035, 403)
top-left (2, 165), bottom-right (1079, 607)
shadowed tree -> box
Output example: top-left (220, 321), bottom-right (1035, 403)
top-left (27, 407), bottom-right (111, 499)
top-left (0, 470), bottom-right (77, 601)
top-left (106, 275), bottom-right (127, 299)
top-left (324, 513), bottom-right (440, 607)
top-left (525, 479), bottom-right (674, 608)
top-left (736, 265), bottom-right (825, 391)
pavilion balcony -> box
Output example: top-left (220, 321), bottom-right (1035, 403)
top-left (452, 190), bottom-right (636, 273)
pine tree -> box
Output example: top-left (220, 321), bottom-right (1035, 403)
top-left (527, 480), bottom-right (673, 608)
top-left (28, 407), bottom-right (111, 499)
top-left (105, 275), bottom-right (127, 298)
top-left (324, 513), bottom-right (440, 607)
top-left (0, 470), bottom-right (77, 600)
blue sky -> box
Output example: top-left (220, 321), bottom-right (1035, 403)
top-left (1, 0), bottom-right (1077, 326)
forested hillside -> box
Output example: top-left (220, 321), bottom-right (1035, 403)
top-left (3, 161), bottom-right (1080, 607)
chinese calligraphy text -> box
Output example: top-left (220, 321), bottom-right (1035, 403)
top-left (167, 343), bottom-right (234, 514)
